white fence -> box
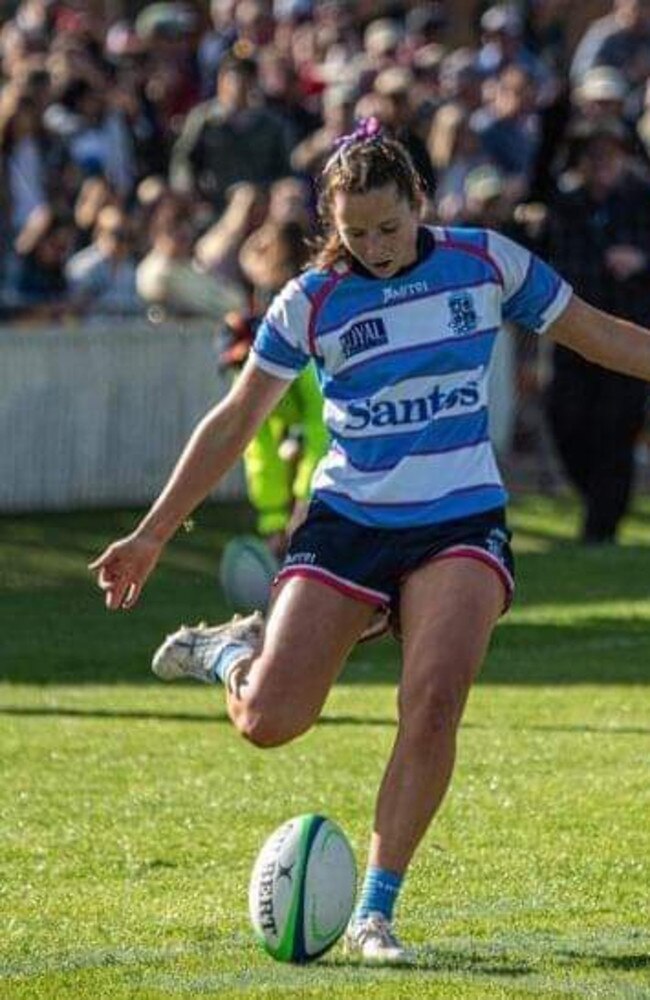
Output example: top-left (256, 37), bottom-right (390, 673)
top-left (0, 320), bottom-right (515, 514)
top-left (0, 320), bottom-right (245, 512)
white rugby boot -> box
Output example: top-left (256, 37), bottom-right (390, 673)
top-left (343, 913), bottom-right (411, 965)
top-left (151, 611), bottom-right (264, 685)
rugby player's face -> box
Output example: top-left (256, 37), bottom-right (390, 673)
top-left (333, 184), bottom-right (421, 278)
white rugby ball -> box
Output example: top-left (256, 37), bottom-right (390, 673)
top-left (249, 814), bottom-right (357, 963)
top-left (219, 535), bottom-right (279, 613)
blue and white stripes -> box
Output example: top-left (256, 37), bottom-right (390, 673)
top-left (252, 225), bottom-right (572, 528)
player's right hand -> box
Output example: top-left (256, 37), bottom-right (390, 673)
top-left (88, 532), bottom-right (163, 611)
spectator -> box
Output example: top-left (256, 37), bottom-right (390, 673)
top-left (258, 49), bottom-right (321, 150)
top-left (44, 77), bottom-right (136, 199)
top-left (103, 31), bottom-right (170, 179)
top-left (429, 104), bottom-right (497, 224)
top-left (522, 0), bottom-right (571, 79)
top-left (477, 3), bottom-right (558, 103)
top-left (404, 3), bottom-right (448, 55)
top-left (437, 49), bottom-right (484, 114)
top-left (372, 66), bottom-right (436, 196)
top-left (10, 209), bottom-right (73, 318)
top-left (462, 163), bottom-right (513, 229)
top-left (195, 181), bottom-right (268, 291)
top-left (65, 205), bottom-right (143, 316)
top-left (134, 0), bottom-right (201, 125)
top-left (72, 175), bottom-right (115, 251)
top-left (360, 18), bottom-right (403, 87)
top-left (0, 85), bottom-right (51, 236)
top-left (198, 0), bottom-right (238, 98)
top-left (238, 176), bottom-right (312, 308)
top-left (290, 80), bottom-right (356, 175)
top-left (571, 64), bottom-right (628, 120)
top-left (542, 120), bottom-right (650, 543)
top-left (170, 50), bottom-right (291, 217)
top-left (471, 64), bottom-right (541, 201)
top-left (410, 48), bottom-right (445, 131)
top-left (568, 66), bottom-right (649, 168)
top-left (136, 193), bottom-right (245, 319)
top-left (234, 0), bottom-right (276, 49)
top-left (570, 0), bottom-right (650, 89)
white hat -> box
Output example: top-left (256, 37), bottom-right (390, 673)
top-left (464, 165), bottom-right (504, 202)
top-left (574, 66), bottom-right (627, 103)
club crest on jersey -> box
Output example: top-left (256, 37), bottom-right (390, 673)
top-left (448, 291), bottom-right (477, 336)
top-left (340, 317), bottom-right (388, 359)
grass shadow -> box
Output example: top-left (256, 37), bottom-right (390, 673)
top-left (4, 501), bottom-right (650, 685)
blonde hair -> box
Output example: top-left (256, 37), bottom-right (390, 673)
top-left (311, 133), bottom-right (423, 270)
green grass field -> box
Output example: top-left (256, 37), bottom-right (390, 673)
top-left (1, 494), bottom-right (649, 1000)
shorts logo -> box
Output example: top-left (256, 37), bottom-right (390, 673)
top-left (340, 317), bottom-right (388, 359)
top-left (448, 291), bottom-right (477, 336)
top-left (285, 551), bottom-right (316, 565)
top-left (485, 527), bottom-right (508, 562)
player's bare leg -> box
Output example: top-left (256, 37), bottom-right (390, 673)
top-left (225, 576), bottom-right (374, 746)
top-left (152, 575), bottom-right (375, 743)
top-left (345, 557), bottom-right (504, 963)
top-left (370, 557), bottom-right (503, 874)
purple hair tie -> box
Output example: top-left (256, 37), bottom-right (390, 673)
top-left (332, 116), bottom-right (383, 152)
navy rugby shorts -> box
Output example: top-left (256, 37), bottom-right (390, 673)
top-left (276, 499), bottom-right (515, 635)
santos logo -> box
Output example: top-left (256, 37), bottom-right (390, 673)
top-left (344, 378), bottom-right (481, 430)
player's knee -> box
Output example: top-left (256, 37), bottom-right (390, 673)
top-left (400, 679), bottom-right (465, 738)
top-left (234, 702), bottom-right (311, 749)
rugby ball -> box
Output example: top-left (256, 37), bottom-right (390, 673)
top-left (219, 535), bottom-right (279, 613)
top-left (249, 814), bottom-right (357, 963)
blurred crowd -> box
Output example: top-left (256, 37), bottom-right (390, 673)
top-left (2, 0), bottom-right (650, 327)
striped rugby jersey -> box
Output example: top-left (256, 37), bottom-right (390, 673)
top-left (251, 225), bottom-right (572, 528)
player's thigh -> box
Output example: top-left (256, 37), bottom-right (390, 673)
top-left (398, 556), bottom-right (505, 726)
top-left (248, 575), bottom-right (375, 719)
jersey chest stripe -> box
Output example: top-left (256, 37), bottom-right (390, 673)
top-left (340, 433), bottom-right (491, 472)
top-left (333, 327), bottom-right (498, 382)
top-left (315, 277), bottom-right (501, 339)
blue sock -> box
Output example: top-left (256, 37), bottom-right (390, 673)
top-left (210, 641), bottom-right (251, 685)
top-left (355, 865), bottom-right (403, 923)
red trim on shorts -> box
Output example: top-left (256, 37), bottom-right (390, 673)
top-left (432, 544), bottom-right (514, 613)
top-left (274, 565), bottom-right (388, 607)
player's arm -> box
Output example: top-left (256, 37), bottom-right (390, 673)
top-left (547, 293), bottom-right (650, 379)
top-left (89, 358), bottom-right (289, 610)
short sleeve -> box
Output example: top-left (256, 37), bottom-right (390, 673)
top-left (251, 277), bottom-right (312, 381)
top-left (487, 229), bottom-right (572, 334)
